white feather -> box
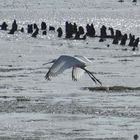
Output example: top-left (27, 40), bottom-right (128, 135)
top-left (72, 67), bottom-right (85, 81)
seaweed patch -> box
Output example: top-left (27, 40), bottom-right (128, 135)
top-left (83, 86), bottom-right (140, 92)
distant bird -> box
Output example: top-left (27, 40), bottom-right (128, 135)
top-left (132, 0), bottom-right (137, 5)
top-left (0, 22), bottom-right (8, 30)
top-left (49, 26), bottom-right (55, 31)
top-left (43, 55), bottom-right (102, 85)
top-left (134, 134), bottom-right (138, 140)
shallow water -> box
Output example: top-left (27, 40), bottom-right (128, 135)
top-left (0, 0), bottom-right (140, 140)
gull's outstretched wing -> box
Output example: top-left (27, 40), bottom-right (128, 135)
top-left (45, 55), bottom-right (85, 80)
top-left (72, 67), bottom-right (85, 81)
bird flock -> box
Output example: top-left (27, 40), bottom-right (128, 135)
top-left (0, 19), bottom-right (139, 85)
top-left (0, 20), bottom-right (139, 51)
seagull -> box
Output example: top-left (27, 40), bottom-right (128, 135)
top-left (43, 55), bottom-right (102, 85)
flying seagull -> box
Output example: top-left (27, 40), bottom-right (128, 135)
top-left (44, 55), bottom-right (102, 85)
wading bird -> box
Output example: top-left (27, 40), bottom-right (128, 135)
top-left (43, 55), bottom-right (102, 85)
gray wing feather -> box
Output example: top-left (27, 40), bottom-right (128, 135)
top-left (45, 55), bottom-right (83, 80)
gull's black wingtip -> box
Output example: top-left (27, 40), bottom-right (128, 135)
top-left (96, 79), bottom-right (102, 86)
top-left (45, 73), bottom-right (51, 81)
top-left (83, 67), bottom-right (102, 86)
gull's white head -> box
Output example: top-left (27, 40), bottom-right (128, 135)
top-left (74, 55), bottom-right (92, 65)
